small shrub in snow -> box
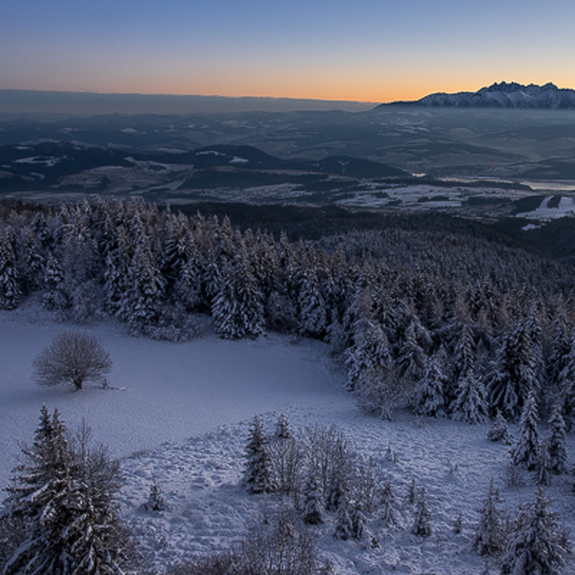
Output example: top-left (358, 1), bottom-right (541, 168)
top-left (33, 331), bottom-right (112, 390)
top-left (487, 410), bottom-right (512, 444)
top-left (407, 477), bottom-right (418, 505)
top-left (143, 476), bottom-right (167, 512)
top-left (503, 463), bottom-right (525, 490)
top-left (453, 512), bottom-right (463, 535)
top-left (170, 508), bottom-right (329, 574)
top-left (380, 481), bottom-right (399, 528)
top-left (412, 488), bottom-right (432, 537)
top-left (353, 366), bottom-right (414, 420)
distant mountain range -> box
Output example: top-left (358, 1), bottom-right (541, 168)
top-left (381, 82), bottom-right (575, 109)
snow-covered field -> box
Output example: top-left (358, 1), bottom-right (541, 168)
top-left (1, 303), bottom-right (575, 574)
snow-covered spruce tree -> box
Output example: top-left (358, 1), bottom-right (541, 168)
top-left (414, 349), bottom-right (448, 417)
top-left (243, 416), bottom-right (275, 494)
top-left (212, 253), bottom-right (265, 339)
top-left (298, 267), bottom-right (328, 339)
top-left (537, 439), bottom-right (552, 487)
top-left (120, 239), bottom-right (166, 337)
top-left (451, 321), bottom-right (476, 383)
top-left (2, 405), bottom-right (73, 574)
top-left (487, 410), bottom-right (512, 444)
top-left (20, 226), bottom-right (45, 294)
top-left (344, 288), bottom-right (393, 391)
top-left (488, 322), bottom-right (537, 421)
top-left (2, 407), bottom-right (132, 575)
top-left (276, 412), bottom-right (291, 440)
top-left (511, 389), bottom-right (540, 471)
top-left (300, 470), bottom-right (323, 525)
top-left (451, 368), bottom-right (489, 424)
top-left (333, 499), bottom-right (365, 541)
top-left (500, 488), bottom-right (570, 575)
top-left (412, 487), bottom-right (432, 537)
top-left (0, 231), bottom-right (22, 310)
top-left (42, 252), bottom-right (68, 311)
top-left (474, 479), bottom-right (507, 556)
top-left (545, 405), bottom-right (568, 475)
top-left (396, 315), bottom-right (429, 382)
top-left (380, 480), bottom-right (399, 528)
top-left (62, 426), bottom-right (131, 575)
top-left (546, 317), bottom-right (571, 396)
top-left (557, 329), bottom-right (575, 428)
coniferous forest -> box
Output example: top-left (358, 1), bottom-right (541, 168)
top-left (1, 198), bottom-right (575, 426)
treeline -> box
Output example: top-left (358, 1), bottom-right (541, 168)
top-left (1, 199), bottom-right (575, 422)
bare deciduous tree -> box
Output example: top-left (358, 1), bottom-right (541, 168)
top-left (33, 332), bottom-right (112, 390)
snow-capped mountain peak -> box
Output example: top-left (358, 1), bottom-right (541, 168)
top-left (381, 81), bottom-right (575, 109)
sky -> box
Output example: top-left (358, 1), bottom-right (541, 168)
top-left (2, 0), bottom-right (575, 105)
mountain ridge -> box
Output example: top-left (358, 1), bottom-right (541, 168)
top-left (380, 81), bottom-right (575, 109)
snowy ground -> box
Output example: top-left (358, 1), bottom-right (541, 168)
top-left (1, 303), bottom-right (575, 574)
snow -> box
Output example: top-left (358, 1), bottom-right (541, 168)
top-left (196, 150), bottom-right (226, 156)
top-left (1, 304), bottom-right (575, 574)
top-left (517, 195), bottom-right (575, 221)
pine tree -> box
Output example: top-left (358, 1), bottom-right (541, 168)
top-left (546, 317), bottom-right (571, 392)
top-left (537, 440), bottom-right (552, 487)
top-left (212, 253), bottom-right (264, 339)
top-left (42, 252), bottom-right (68, 311)
top-left (62, 431), bottom-right (130, 575)
top-left (300, 471), bottom-right (323, 525)
top-left (380, 481), bottom-right (399, 528)
top-left (451, 368), bottom-right (489, 424)
top-left (298, 268), bottom-right (328, 338)
top-left (412, 487), bottom-right (432, 537)
top-left (545, 406), bottom-right (568, 475)
top-left (0, 233), bottom-right (22, 310)
top-left (3, 405), bottom-right (73, 574)
top-left (500, 488), bottom-right (570, 575)
top-left (20, 227), bottom-right (44, 294)
top-left (451, 321), bottom-right (476, 382)
top-left (120, 240), bottom-right (166, 336)
top-left (397, 316), bottom-right (428, 381)
top-left (333, 501), bottom-right (354, 540)
top-left (275, 413), bottom-right (291, 440)
top-left (474, 479), bottom-right (506, 556)
top-left (415, 350), bottom-right (448, 417)
top-left (511, 390), bottom-right (540, 471)
top-left (488, 322), bottom-right (536, 421)
top-left (345, 290), bottom-right (392, 391)
top-left (2, 407), bottom-right (131, 575)
top-left (557, 329), bottom-right (575, 427)
top-left (243, 416), bottom-right (274, 494)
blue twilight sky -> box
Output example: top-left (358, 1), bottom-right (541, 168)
top-left (1, 0), bottom-right (574, 103)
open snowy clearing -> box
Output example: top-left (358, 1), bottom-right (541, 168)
top-left (1, 304), bottom-right (575, 574)
top-left (0, 301), bottom-right (350, 490)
